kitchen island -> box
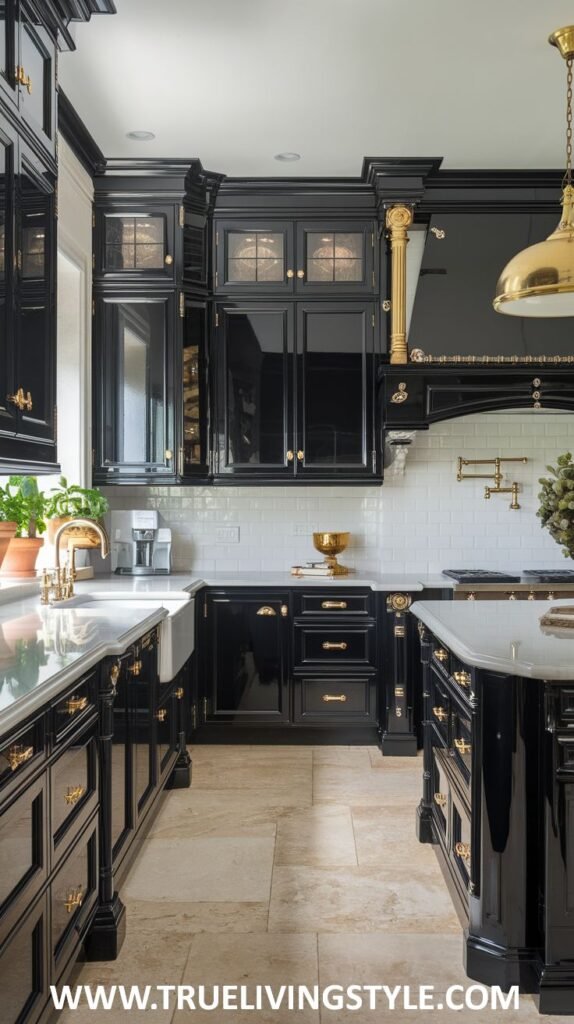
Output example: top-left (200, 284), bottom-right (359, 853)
top-left (411, 599), bottom-right (574, 1015)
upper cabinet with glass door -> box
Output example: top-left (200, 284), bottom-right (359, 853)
top-left (214, 220), bottom-right (376, 295)
top-left (0, 0), bottom-right (56, 158)
top-left (95, 205), bottom-right (179, 282)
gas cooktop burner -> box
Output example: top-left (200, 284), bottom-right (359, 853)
top-left (522, 570), bottom-right (574, 582)
top-left (442, 570), bottom-right (522, 583)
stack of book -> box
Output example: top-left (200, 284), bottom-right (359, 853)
top-left (291, 561), bottom-right (334, 577)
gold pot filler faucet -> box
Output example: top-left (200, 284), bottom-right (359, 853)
top-left (457, 457), bottom-right (528, 510)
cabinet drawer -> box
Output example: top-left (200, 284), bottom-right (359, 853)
top-left (450, 706), bottom-right (472, 789)
top-left (294, 623), bottom-right (376, 669)
top-left (0, 717), bottom-right (45, 799)
top-left (294, 591), bottom-right (373, 618)
top-left (430, 671), bottom-right (450, 745)
top-left (451, 788), bottom-right (472, 890)
top-left (294, 676), bottom-right (377, 724)
top-left (52, 672), bottom-right (97, 743)
top-left (0, 775), bottom-right (47, 943)
top-left (51, 726), bottom-right (98, 862)
top-left (51, 814), bottom-right (98, 974)
top-left (0, 892), bottom-right (48, 1024)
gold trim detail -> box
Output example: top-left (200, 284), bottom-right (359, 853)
top-left (386, 204), bottom-right (413, 364)
top-left (387, 593), bottom-right (412, 611)
top-left (409, 352), bottom-right (574, 364)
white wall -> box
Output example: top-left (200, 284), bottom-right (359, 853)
top-left (102, 411), bottom-right (574, 574)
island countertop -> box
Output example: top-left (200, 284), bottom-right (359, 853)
top-left (410, 599), bottom-right (574, 680)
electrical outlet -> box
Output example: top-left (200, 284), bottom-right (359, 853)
top-left (216, 526), bottom-right (240, 543)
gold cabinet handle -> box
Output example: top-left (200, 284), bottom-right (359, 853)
top-left (434, 792), bottom-right (447, 807)
top-left (165, 449), bottom-right (173, 460)
top-left (164, 254), bottom-right (174, 265)
top-left (453, 671), bottom-right (471, 688)
top-left (466, 592), bottom-right (476, 601)
top-left (281, 604), bottom-right (288, 617)
top-left (455, 842), bottom-right (471, 864)
top-left (454, 738), bottom-right (471, 755)
top-left (155, 708), bottom-right (167, 722)
top-left (322, 641), bottom-right (348, 651)
top-left (321, 601), bottom-right (348, 610)
top-left (7, 744), bottom-right (33, 771)
top-left (507, 592), bottom-right (517, 601)
top-left (175, 687), bottom-right (184, 700)
top-left (127, 659), bottom-right (142, 677)
top-left (286, 269), bottom-right (294, 279)
top-left (286, 450), bottom-right (294, 462)
top-left (66, 695), bottom-right (88, 715)
top-left (8, 387), bottom-right (33, 411)
top-left (64, 785), bottom-right (86, 806)
top-left (297, 269), bottom-right (305, 279)
top-left (256, 606), bottom-right (276, 617)
top-left (322, 693), bottom-right (348, 703)
top-left (297, 450), bottom-right (304, 461)
top-left (528, 590), bottom-right (536, 601)
top-left (434, 648), bottom-right (448, 662)
top-left (16, 66), bottom-right (32, 93)
top-left (64, 887), bottom-right (84, 914)
top-left (432, 706), bottom-right (447, 722)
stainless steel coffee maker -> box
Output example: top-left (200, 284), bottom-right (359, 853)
top-left (111, 510), bottom-right (172, 575)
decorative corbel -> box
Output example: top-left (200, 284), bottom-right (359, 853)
top-left (386, 205), bottom-right (414, 365)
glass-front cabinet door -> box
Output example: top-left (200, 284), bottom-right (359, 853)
top-left (182, 299), bottom-right (208, 477)
top-left (296, 302), bottom-right (375, 478)
top-left (215, 221), bottom-right (294, 293)
top-left (215, 303), bottom-right (294, 476)
top-left (98, 208), bottom-right (175, 280)
top-left (95, 293), bottom-right (176, 480)
top-left (295, 221), bottom-right (375, 294)
top-left (18, 0), bottom-right (55, 155)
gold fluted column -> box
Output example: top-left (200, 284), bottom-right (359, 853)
top-left (386, 204), bottom-right (414, 365)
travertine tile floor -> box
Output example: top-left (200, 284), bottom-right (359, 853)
top-left (59, 747), bottom-right (565, 1023)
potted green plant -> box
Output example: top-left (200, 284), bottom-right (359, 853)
top-left (538, 452), bottom-right (574, 558)
top-left (0, 476), bottom-right (46, 577)
top-left (45, 476), bottom-right (109, 554)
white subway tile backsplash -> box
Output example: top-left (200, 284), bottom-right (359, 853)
top-left (103, 413), bottom-right (574, 574)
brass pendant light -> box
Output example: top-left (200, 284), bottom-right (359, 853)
top-left (494, 26), bottom-right (574, 317)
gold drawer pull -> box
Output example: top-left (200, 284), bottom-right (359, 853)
top-left (434, 648), bottom-right (448, 662)
top-left (64, 785), bottom-right (86, 806)
top-left (66, 695), bottom-right (88, 715)
top-left (8, 386), bottom-right (33, 411)
top-left (434, 792), bottom-right (447, 807)
top-left (322, 641), bottom-right (348, 651)
top-left (455, 841), bottom-right (471, 864)
top-left (453, 671), bottom-right (471, 688)
top-left (454, 738), bottom-right (471, 755)
top-left (175, 687), bottom-right (184, 700)
top-left (64, 887), bottom-right (84, 914)
top-left (432, 706), bottom-right (447, 722)
top-left (155, 709), bottom-right (167, 722)
top-left (127, 659), bottom-right (142, 677)
top-left (7, 744), bottom-right (33, 771)
top-left (321, 601), bottom-right (348, 610)
top-left (256, 606), bottom-right (276, 617)
top-left (322, 694), bottom-right (348, 703)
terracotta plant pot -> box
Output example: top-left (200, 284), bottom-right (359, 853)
top-left (0, 522), bottom-right (18, 569)
top-left (0, 537), bottom-right (44, 577)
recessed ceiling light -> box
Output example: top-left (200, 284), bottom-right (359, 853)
top-left (274, 152), bottom-right (301, 162)
top-left (126, 130), bottom-right (155, 141)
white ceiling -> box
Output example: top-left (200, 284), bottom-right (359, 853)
top-left (60, 0), bottom-right (574, 177)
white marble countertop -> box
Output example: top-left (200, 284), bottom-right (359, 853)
top-left (78, 571), bottom-right (453, 593)
top-left (410, 599), bottom-right (574, 680)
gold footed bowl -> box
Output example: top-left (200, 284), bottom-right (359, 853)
top-left (312, 532), bottom-right (351, 576)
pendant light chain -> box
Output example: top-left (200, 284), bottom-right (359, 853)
top-left (564, 54), bottom-right (573, 189)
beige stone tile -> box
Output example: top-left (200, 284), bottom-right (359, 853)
top-left (369, 748), bottom-right (424, 771)
top-left (275, 805), bottom-right (357, 867)
top-left (125, 898), bottom-right (269, 935)
top-left (268, 865), bottom-right (460, 934)
top-left (191, 751), bottom-right (313, 798)
top-left (352, 805), bottom-right (433, 868)
top-left (123, 836), bottom-right (274, 902)
top-left (313, 763), bottom-right (422, 806)
top-left (148, 788), bottom-right (279, 839)
top-left (312, 746), bottom-right (374, 768)
top-left (318, 932), bottom-right (466, 993)
top-left (173, 932), bottom-right (320, 1023)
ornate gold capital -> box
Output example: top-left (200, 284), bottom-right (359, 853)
top-left (386, 205), bottom-right (414, 365)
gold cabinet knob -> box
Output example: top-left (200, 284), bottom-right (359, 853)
top-left (175, 687), bottom-right (184, 700)
top-left (165, 449), bottom-right (173, 460)
top-left (322, 693), bottom-right (348, 703)
top-left (432, 706), bottom-right (447, 722)
top-left (453, 671), bottom-right (471, 688)
top-left (322, 641), bottom-right (348, 651)
top-left (433, 792), bottom-right (447, 807)
top-left (164, 254), bottom-right (174, 265)
top-left (64, 785), bottom-right (86, 806)
top-left (454, 738), bottom-right (471, 755)
top-left (66, 695), bottom-right (88, 715)
top-left (434, 648), bottom-right (448, 662)
top-left (455, 841), bottom-right (471, 864)
top-left (7, 744), bottom-right (33, 771)
top-left (321, 601), bottom-right (348, 610)
top-left (297, 450), bottom-right (304, 461)
top-left (286, 450), bottom-right (294, 462)
top-left (155, 708), bottom-right (167, 722)
top-left (297, 269), bottom-right (305, 279)
top-left (256, 605), bottom-right (276, 617)
top-left (281, 604), bottom-right (288, 617)
top-left (64, 887), bottom-right (84, 914)
top-left (286, 269), bottom-right (294, 278)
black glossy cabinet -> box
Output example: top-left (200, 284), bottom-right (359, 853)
top-left (215, 219), bottom-right (376, 296)
top-left (214, 301), bottom-right (379, 481)
top-left (203, 591), bottom-right (290, 724)
top-left (94, 205), bottom-right (178, 283)
top-left (0, 0), bottom-right (56, 158)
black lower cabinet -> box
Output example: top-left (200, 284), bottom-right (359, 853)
top-left (0, 892), bottom-right (49, 1024)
